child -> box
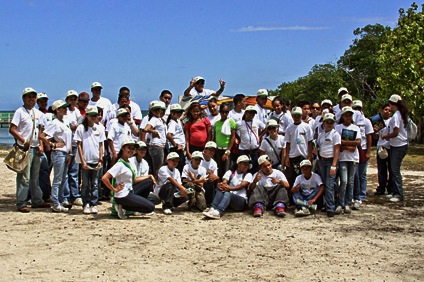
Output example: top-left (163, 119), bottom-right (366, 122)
top-left (107, 108), bottom-right (133, 164)
top-left (201, 141), bottom-right (220, 206)
top-left (291, 160), bottom-right (325, 217)
top-left (335, 106), bottom-right (361, 214)
top-left (269, 96), bottom-right (293, 135)
top-left (166, 103), bottom-right (186, 172)
top-left (182, 151), bottom-right (208, 211)
top-left (259, 119), bottom-right (285, 170)
top-left (155, 152), bottom-right (188, 215)
top-left (203, 155), bottom-right (252, 219)
top-left (74, 106), bottom-right (106, 214)
top-left (316, 113), bottom-right (341, 217)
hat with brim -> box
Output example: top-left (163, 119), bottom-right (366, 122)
top-left (151, 101), bottom-right (163, 110)
top-left (66, 90), bottom-right (78, 98)
top-left (257, 89), bottom-right (268, 97)
top-left (258, 155), bottom-right (271, 166)
top-left (167, 152), bottom-right (180, 160)
top-left (117, 108), bottom-right (130, 117)
top-left (389, 94), bottom-right (402, 104)
top-left (52, 100), bottom-right (69, 111)
top-left (323, 113), bottom-right (336, 122)
top-left (170, 104), bottom-right (184, 112)
top-left (22, 87), bottom-right (37, 97)
top-left (37, 92), bottom-right (48, 101)
top-left (341, 106), bottom-right (354, 115)
top-left (193, 76), bottom-right (205, 83)
top-left (352, 100), bottom-right (363, 109)
top-left (78, 92), bottom-right (90, 101)
top-left (91, 82), bottom-right (103, 89)
top-left (291, 106), bottom-right (302, 116)
top-left (338, 87), bottom-right (348, 95)
top-left (121, 138), bottom-right (139, 148)
top-left (191, 151), bottom-right (204, 160)
top-left (341, 94), bottom-right (352, 102)
top-left (300, 159), bottom-right (312, 168)
top-left (136, 141), bottom-right (147, 148)
top-left (266, 119), bottom-right (278, 128)
top-left (245, 105), bottom-right (257, 113)
top-left (237, 155), bottom-right (252, 164)
top-left (204, 141), bottom-right (217, 149)
top-left (86, 106), bottom-right (98, 116)
top-left (321, 99), bottom-right (333, 107)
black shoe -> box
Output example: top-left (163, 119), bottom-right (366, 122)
top-left (327, 212), bottom-right (335, 218)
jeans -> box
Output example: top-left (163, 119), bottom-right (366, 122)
top-left (338, 161), bottom-right (356, 207)
top-left (211, 189), bottom-right (246, 212)
top-left (114, 179), bottom-right (155, 213)
top-left (215, 149), bottom-right (230, 179)
top-left (81, 164), bottom-right (99, 206)
top-left (204, 181), bottom-right (216, 206)
top-left (39, 152), bottom-right (51, 200)
top-left (292, 186), bottom-right (321, 206)
top-left (354, 160), bottom-right (368, 201)
top-left (376, 149), bottom-right (393, 195)
top-left (16, 147), bottom-right (44, 208)
top-left (317, 158), bottom-right (337, 212)
top-left (148, 145), bottom-right (165, 176)
top-left (159, 182), bottom-right (188, 210)
top-left (66, 146), bottom-right (80, 201)
top-left (248, 184), bottom-right (289, 209)
top-left (51, 151), bottom-right (69, 206)
top-left (390, 145), bottom-right (408, 199)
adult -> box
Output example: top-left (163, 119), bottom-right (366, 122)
top-left (110, 87), bottom-right (142, 125)
top-left (183, 76), bottom-right (226, 97)
top-left (159, 90), bottom-right (173, 120)
top-left (228, 94), bottom-right (246, 124)
top-left (253, 89), bottom-right (270, 125)
top-left (89, 82), bottom-right (113, 124)
top-left (184, 102), bottom-right (212, 159)
top-left (77, 92), bottom-right (90, 117)
top-left (9, 87), bottom-right (50, 212)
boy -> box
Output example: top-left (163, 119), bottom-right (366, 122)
top-left (201, 141), bottom-right (220, 206)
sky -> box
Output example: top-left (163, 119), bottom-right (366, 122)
top-left (0, 0), bottom-right (417, 110)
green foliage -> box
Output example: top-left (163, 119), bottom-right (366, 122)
top-left (377, 2), bottom-right (424, 117)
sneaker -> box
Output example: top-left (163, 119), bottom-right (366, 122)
top-left (344, 206), bottom-right (351, 214)
top-left (203, 207), bottom-right (221, 219)
top-left (353, 200), bottom-right (360, 210)
top-left (72, 198), bottom-right (83, 206)
top-left (253, 203), bottom-right (264, 218)
top-left (334, 206), bottom-right (343, 215)
top-left (52, 204), bottom-right (69, 213)
top-left (274, 203), bottom-right (286, 217)
top-left (83, 204), bottom-right (91, 214)
top-left (295, 207), bottom-right (310, 217)
top-left (163, 208), bottom-right (173, 215)
top-left (385, 193), bottom-right (394, 198)
top-left (133, 211), bottom-right (155, 217)
top-left (114, 204), bottom-right (127, 219)
top-left (18, 206), bottom-right (31, 213)
top-left (327, 211), bottom-right (335, 217)
top-left (61, 201), bottom-right (72, 209)
top-left (389, 195), bottom-right (403, 202)
top-left (90, 206), bottom-right (98, 214)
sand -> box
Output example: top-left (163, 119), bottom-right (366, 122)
top-left (1, 158), bottom-right (423, 281)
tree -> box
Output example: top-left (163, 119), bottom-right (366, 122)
top-left (377, 2), bottom-right (424, 142)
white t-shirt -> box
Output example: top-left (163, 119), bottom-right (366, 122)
top-left (388, 111), bottom-right (408, 147)
top-left (285, 122), bottom-right (314, 158)
top-left (228, 110), bottom-right (245, 124)
top-left (155, 165), bottom-right (182, 195)
top-left (140, 115), bottom-right (151, 143)
top-left (268, 111), bottom-right (293, 135)
top-left (189, 88), bottom-right (215, 97)
top-left (222, 170), bottom-right (253, 200)
top-left (110, 101), bottom-right (143, 121)
top-left (11, 107), bottom-right (43, 147)
top-left (147, 116), bottom-right (166, 146)
top-left (66, 108), bottom-right (81, 147)
top-left (129, 156), bottom-right (150, 177)
top-left (315, 115), bottom-right (324, 135)
top-left (201, 157), bottom-right (218, 176)
top-left (356, 114), bottom-right (374, 150)
top-left (39, 112), bottom-right (54, 128)
top-left (74, 123), bottom-right (106, 164)
top-left (107, 160), bottom-right (135, 198)
top-left (236, 119), bottom-right (265, 150)
top-left (182, 163), bottom-right (207, 180)
top-left (260, 135), bottom-right (286, 165)
top-left (89, 97), bottom-right (113, 123)
top-left (316, 128), bottom-right (341, 159)
top-left (207, 113), bottom-right (221, 127)
top-left (167, 119), bottom-right (186, 148)
top-left (253, 104), bottom-right (270, 125)
top-left (335, 123), bottom-right (361, 162)
top-left (107, 122), bottom-right (132, 155)
top-left (377, 118), bottom-right (391, 149)
top-left (293, 172), bottom-right (323, 197)
top-left (253, 169), bottom-right (288, 189)
top-left (44, 118), bottom-right (72, 153)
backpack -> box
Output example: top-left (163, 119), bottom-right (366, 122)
top-left (407, 117), bottom-right (418, 142)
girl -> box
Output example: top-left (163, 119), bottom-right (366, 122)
top-left (107, 108), bottom-right (132, 164)
top-left (259, 119), bottom-right (285, 170)
top-left (268, 96), bottom-right (293, 135)
top-left (74, 106), bottom-right (106, 214)
top-left (184, 102), bottom-right (211, 160)
top-left (102, 139), bottom-right (155, 219)
top-left (316, 113), bottom-right (341, 217)
top-left (41, 100), bottom-right (73, 213)
top-left (144, 101), bottom-right (167, 178)
top-left (182, 151), bottom-right (208, 211)
top-left (213, 104), bottom-right (236, 179)
top-left (166, 104), bottom-right (186, 172)
top-left (155, 152), bottom-right (188, 215)
top-left (203, 155), bottom-right (252, 219)
top-left (382, 94), bottom-right (409, 202)
top-left (335, 106), bottom-right (361, 215)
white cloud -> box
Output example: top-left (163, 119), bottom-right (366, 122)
top-left (231, 26), bottom-right (331, 32)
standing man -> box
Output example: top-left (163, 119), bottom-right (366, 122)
top-left (159, 90), bottom-right (173, 120)
top-left (184, 76), bottom-right (226, 97)
top-left (9, 88), bottom-right (50, 212)
top-left (254, 89), bottom-right (270, 124)
top-left (89, 82), bottom-right (112, 124)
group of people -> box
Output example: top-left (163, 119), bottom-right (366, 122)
top-left (10, 77), bottom-right (410, 220)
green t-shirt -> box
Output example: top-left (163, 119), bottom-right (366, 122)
top-left (214, 119), bottom-right (237, 148)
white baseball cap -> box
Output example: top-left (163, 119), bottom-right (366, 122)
top-left (121, 138), bottom-right (138, 148)
top-left (86, 106), bottom-right (99, 116)
top-left (66, 90), bottom-right (78, 98)
top-left (291, 106), bottom-right (302, 116)
top-left (389, 94), bottom-right (402, 104)
top-left (51, 100), bottom-right (69, 111)
top-left (341, 94), bottom-right (352, 102)
top-left (193, 76), bottom-right (205, 83)
top-left (258, 155), bottom-right (271, 166)
top-left (167, 152), bottom-right (180, 160)
top-left (22, 87), bottom-right (37, 97)
top-left (36, 92), bottom-right (48, 101)
top-left (341, 106), bottom-right (354, 115)
top-left (204, 141), bottom-right (217, 149)
top-left (257, 89), bottom-right (268, 97)
top-left (321, 99), bottom-right (333, 106)
top-left (245, 105), bottom-right (257, 113)
top-left (266, 119), bottom-right (278, 128)
top-left (191, 151), bottom-right (204, 159)
top-left (117, 108), bottom-right (129, 117)
top-left (338, 87), bottom-right (348, 95)
top-left (136, 141), bottom-right (147, 148)
top-left (323, 113), bottom-right (336, 122)
top-left (91, 82), bottom-right (103, 89)
top-left (237, 155), bottom-right (252, 164)
top-left (300, 159), bottom-right (312, 168)
top-left (352, 100), bottom-right (363, 109)
top-left (170, 104), bottom-right (184, 112)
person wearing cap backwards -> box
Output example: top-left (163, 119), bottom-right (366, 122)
top-left (77, 92), bottom-right (90, 116)
top-left (183, 76), bottom-right (226, 97)
top-left (351, 100), bottom-right (373, 210)
top-left (182, 151), bottom-right (208, 211)
top-left (316, 112), bottom-right (341, 217)
top-left (40, 100), bottom-right (73, 212)
top-left (107, 108), bottom-right (134, 165)
top-left (284, 106), bottom-right (314, 188)
top-left (335, 106), bottom-right (361, 215)
top-left (74, 105), bottom-right (106, 214)
top-left (236, 105), bottom-right (265, 173)
top-left (259, 119), bottom-right (285, 170)
top-left (9, 88), bottom-right (51, 212)
top-left (248, 155), bottom-right (290, 217)
top-left (102, 139), bottom-right (156, 219)
top-left (89, 82), bottom-right (113, 124)
top-left (381, 94), bottom-right (410, 203)
top-left (254, 89), bottom-right (270, 125)
top-left (64, 90), bottom-right (83, 206)
top-left (201, 141), bottom-right (220, 206)
top-left (291, 160), bottom-right (325, 217)
top-left (203, 155), bottom-right (253, 219)
top-left (155, 152), bottom-right (188, 215)
top-left (166, 103), bottom-right (186, 172)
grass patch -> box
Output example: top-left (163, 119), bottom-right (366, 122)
top-left (403, 144), bottom-right (424, 171)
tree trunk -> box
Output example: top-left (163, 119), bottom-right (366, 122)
top-left (416, 116), bottom-right (424, 144)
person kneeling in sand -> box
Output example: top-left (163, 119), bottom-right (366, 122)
top-left (291, 160), bottom-right (325, 217)
top-left (182, 151), bottom-right (208, 212)
top-left (248, 155), bottom-right (290, 218)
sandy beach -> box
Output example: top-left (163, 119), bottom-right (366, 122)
top-left (1, 158), bottom-right (423, 281)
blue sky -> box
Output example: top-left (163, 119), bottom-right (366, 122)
top-left (0, 0), bottom-right (415, 110)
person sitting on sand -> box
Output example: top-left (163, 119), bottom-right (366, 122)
top-left (182, 151), bottom-right (208, 212)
